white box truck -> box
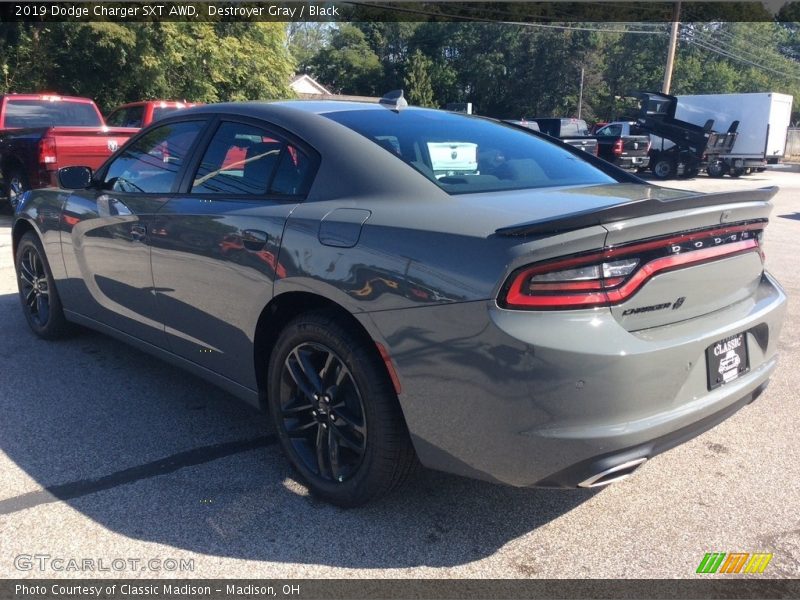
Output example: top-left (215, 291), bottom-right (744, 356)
top-left (673, 92), bottom-right (793, 176)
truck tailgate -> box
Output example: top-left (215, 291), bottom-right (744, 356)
top-left (46, 126), bottom-right (135, 169)
top-left (620, 135), bottom-right (650, 157)
top-left (564, 137), bottom-right (598, 155)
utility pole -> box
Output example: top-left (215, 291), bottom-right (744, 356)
top-left (662, 1), bottom-right (681, 94)
top-left (577, 66), bottom-right (585, 120)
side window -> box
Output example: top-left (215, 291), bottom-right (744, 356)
top-left (103, 121), bottom-right (204, 194)
top-left (191, 121), bottom-right (312, 196)
top-left (271, 144), bottom-right (313, 195)
top-left (106, 109), bottom-right (125, 127)
top-left (106, 106), bottom-right (144, 128)
top-left (121, 106), bottom-right (144, 128)
top-left (598, 124), bottom-right (623, 137)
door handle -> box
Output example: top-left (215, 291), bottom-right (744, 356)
top-left (242, 229), bottom-right (268, 251)
top-left (131, 224), bottom-right (147, 242)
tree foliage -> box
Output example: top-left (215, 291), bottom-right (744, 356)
top-left (404, 49), bottom-right (435, 107)
top-left (0, 22), bottom-right (294, 112)
top-left (301, 21), bottom-right (800, 123)
top-left (2, 20), bottom-right (798, 124)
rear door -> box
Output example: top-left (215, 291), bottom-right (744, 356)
top-left (60, 119), bottom-right (208, 347)
top-left (150, 117), bottom-right (317, 389)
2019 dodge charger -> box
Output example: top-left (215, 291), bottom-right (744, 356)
top-left (12, 99), bottom-right (786, 506)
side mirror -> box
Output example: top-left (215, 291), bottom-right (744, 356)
top-left (58, 166), bottom-right (93, 190)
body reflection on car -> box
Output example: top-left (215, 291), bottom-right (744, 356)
top-left (11, 97), bottom-right (787, 506)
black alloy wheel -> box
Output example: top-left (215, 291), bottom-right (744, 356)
top-left (268, 311), bottom-right (417, 506)
top-left (279, 342), bottom-right (367, 483)
top-left (15, 232), bottom-right (71, 339)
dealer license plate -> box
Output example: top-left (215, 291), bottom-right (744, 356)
top-left (706, 332), bottom-right (749, 390)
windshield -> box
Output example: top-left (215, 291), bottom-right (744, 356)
top-left (324, 109), bottom-right (615, 194)
top-left (4, 99), bottom-right (102, 128)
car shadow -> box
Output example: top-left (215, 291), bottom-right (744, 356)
top-left (0, 291), bottom-right (597, 569)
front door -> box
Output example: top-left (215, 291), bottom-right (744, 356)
top-left (59, 119), bottom-right (207, 347)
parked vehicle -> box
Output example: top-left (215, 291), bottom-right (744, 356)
top-left (637, 92), bottom-right (738, 180)
top-left (529, 117), bottom-right (599, 155)
top-left (503, 119), bottom-right (540, 132)
top-left (105, 100), bottom-right (199, 129)
top-left (594, 121), bottom-right (651, 170)
top-left (12, 100), bottom-right (785, 506)
top-left (670, 93), bottom-right (793, 177)
top-left (0, 94), bottom-right (135, 207)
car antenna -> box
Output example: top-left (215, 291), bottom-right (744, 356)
top-left (379, 90), bottom-right (407, 113)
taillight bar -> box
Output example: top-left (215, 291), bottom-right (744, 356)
top-left (501, 222), bottom-right (765, 310)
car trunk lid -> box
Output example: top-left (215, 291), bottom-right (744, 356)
top-left (498, 186), bottom-right (775, 331)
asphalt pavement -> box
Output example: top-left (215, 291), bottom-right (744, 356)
top-left (0, 170), bottom-right (798, 580)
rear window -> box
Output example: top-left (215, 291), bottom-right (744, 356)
top-left (560, 119), bottom-right (591, 136)
top-left (325, 109), bottom-right (615, 194)
top-left (3, 99), bottom-right (102, 128)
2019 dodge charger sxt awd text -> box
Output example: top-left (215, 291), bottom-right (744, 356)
top-left (12, 99), bottom-right (786, 506)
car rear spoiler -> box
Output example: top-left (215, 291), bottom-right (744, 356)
top-left (495, 187), bottom-right (778, 237)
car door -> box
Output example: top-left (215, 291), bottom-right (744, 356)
top-left (150, 117), bottom-right (317, 389)
top-left (59, 119), bottom-right (208, 347)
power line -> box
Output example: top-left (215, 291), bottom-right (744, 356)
top-left (682, 33), bottom-right (800, 81)
top-left (347, 3), bottom-right (671, 34)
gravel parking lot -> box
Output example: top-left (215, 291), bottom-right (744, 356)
top-left (0, 170), bottom-right (798, 581)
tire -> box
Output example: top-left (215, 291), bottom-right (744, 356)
top-left (3, 165), bottom-right (29, 209)
top-left (730, 168), bottom-right (744, 178)
top-left (651, 157), bottom-right (676, 180)
top-left (15, 231), bottom-right (72, 339)
top-left (267, 311), bottom-right (417, 507)
top-left (706, 161), bottom-right (726, 178)
top-left (683, 166), bottom-right (700, 179)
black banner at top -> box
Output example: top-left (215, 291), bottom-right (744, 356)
top-left (0, 1), bottom-right (799, 23)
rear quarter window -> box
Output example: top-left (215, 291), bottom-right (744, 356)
top-left (325, 109), bottom-right (616, 195)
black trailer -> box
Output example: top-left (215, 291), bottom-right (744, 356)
top-left (636, 92), bottom-right (739, 180)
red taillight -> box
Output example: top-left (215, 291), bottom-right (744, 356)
top-left (38, 136), bottom-right (57, 168)
top-left (613, 138), bottom-right (624, 156)
top-left (501, 223), bottom-right (764, 310)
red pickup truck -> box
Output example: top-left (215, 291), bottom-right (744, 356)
top-left (0, 94), bottom-right (135, 207)
top-left (105, 100), bottom-right (198, 129)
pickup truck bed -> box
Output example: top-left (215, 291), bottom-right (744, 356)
top-left (0, 94), bottom-right (135, 207)
top-left (529, 118), bottom-right (599, 156)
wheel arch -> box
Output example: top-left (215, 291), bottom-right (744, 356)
top-left (12, 217), bottom-right (38, 259)
top-left (253, 291), bottom-right (399, 411)
top-left (1, 154), bottom-right (25, 177)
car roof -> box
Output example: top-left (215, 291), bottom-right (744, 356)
top-left (110, 100), bottom-right (194, 110)
top-left (180, 100), bottom-right (439, 117)
top-left (1, 93), bottom-right (96, 104)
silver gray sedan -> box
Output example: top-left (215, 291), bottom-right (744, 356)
top-left (11, 99), bottom-right (786, 506)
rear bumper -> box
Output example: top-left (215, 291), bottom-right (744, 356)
top-left (534, 378), bottom-right (770, 487)
top-left (614, 155), bottom-right (650, 170)
top-left (369, 272), bottom-right (786, 487)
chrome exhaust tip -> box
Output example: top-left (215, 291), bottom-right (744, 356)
top-left (578, 457), bottom-right (648, 488)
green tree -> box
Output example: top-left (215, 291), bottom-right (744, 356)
top-left (404, 50), bottom-right (435, 107)
top-left (308, 24), bottom-right (382, 95)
